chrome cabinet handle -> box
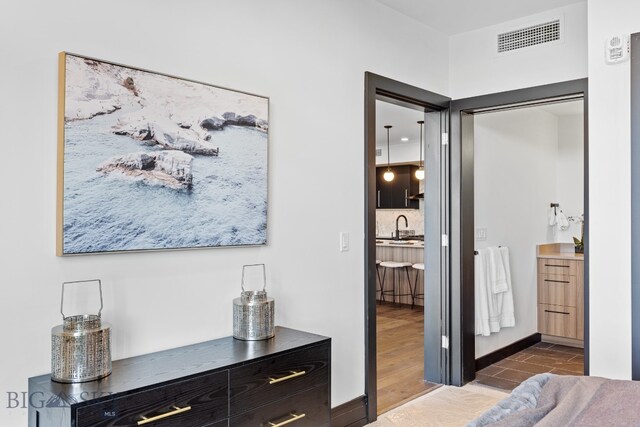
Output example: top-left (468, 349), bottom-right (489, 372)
top-left (269, 413), bottom-right (306, 426)
top-left (268, 370), bottom-right (306, 384)
top-left (377, 190), bottom-right (380, 207)
top-left (405, 189), bottom-right (408, 206)
top-left (137, 405), bottom-right (191, 425)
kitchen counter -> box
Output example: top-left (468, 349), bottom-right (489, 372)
top-left (376, 239), bottom-right (424, 248)
top-left (376, 239), bottom-right (424, 307)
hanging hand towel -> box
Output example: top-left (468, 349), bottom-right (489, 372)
top-left (548, 208), bottom-right (557, 226)
top-left (474, 248), bottom-right (492, 336)
top-left (488, 246), bottom-right (509, 294)
top-left (557, 210), bottom-right (569, 231)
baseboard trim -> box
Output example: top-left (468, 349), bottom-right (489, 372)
top-left (332, 395), bottom-right (368, 427)
top-left (475, 333), bottom-right (541, 372)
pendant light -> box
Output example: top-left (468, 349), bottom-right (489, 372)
top-left (383, 125), bottom-right (394, 182)
top-left (415, 120), bottom-right (425, 180)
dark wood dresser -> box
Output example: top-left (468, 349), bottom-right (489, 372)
top-left (28, 327), bottom-right (330, 427)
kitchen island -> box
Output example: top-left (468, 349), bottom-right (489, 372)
top-left (376, 239), bottom-right (424, 307)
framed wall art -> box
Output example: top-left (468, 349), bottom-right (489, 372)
top-left (57, 52), bottom-right (269, 255)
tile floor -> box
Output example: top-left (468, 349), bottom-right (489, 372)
top-left (473, 341), bottom-right (585, 391)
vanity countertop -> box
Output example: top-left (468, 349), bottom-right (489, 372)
top-left (537, 252), bottom-right (584, 260)
top-left (537, 243), bottom-right (584, 260)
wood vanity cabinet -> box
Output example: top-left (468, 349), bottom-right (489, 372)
top-left (376, 165), bottom-right (419, 209)
top-left (28, 327), bottom-right (330, 427)
top-left (537, 255), bottom-right (584, 343)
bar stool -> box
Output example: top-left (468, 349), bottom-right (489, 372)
top-left (376, 260), bottom-right (382, 303)
top-left (412, 263), bottom-right (425, 309)
top-left (379, 261), bottom-right (413, 306)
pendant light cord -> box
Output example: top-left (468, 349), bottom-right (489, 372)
top-left (384, 125), bottom-right (392, 171)
top-left (418, 120), bottom-right (424, 169)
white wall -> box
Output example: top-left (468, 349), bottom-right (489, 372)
top-left (587, 0), bottom-right (638, 380)
top-left (555, 114), bottom-right (585, 243)
top-left (0, 1), bottom-right (449, 425)
top-left (449, 2), bottom-right (588, 99)
top-left (474, 108), bottom-right (559, 357)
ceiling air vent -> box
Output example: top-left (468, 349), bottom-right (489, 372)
top-left (376, 148), bottom-right (382, 157)
top-left (498, 19), bottom-right (560, 53)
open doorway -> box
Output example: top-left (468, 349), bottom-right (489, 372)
top-left (449, 79), bottom-right (589, 386)
top-left (364, 73), bottom-right (450, 422)
top-left (471, 99), bottom-right (586, 390)
top-left (374, 100), bottom-right (437, 413)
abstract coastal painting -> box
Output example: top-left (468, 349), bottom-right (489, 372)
top-left (57, 52), bottom-right (268, 255)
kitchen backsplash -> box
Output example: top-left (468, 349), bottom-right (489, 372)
top-left (376, 208), bottom-right (424, 238)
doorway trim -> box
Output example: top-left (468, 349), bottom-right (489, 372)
top-left (364, 72), bottom-right (450, 421)
top-left (449, 79), bottom-right (590, 385)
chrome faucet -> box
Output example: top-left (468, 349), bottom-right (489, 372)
top-left (395, 215), bottom-right (408, 240)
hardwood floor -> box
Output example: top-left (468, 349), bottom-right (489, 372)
top-left (377, 302), bottom-right (439, 415)
top-left (473, 341), bottom-right (585, 391)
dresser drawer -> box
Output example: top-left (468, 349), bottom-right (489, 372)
top-left (229, 384), bottom-right (329, 427)
top-left (538, 274), bottom-right (577, 307)
top-left (538, 304), bottom-right (577, 339)
top-left (539, 259), bottom-right (577, 276)
top-left (76, 370), bottom-right (228, 427)
top-left (229, 342), bottom-right (329, 416)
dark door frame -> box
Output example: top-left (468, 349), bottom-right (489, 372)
top-left (364, 72), bottom-right (450, 421)
top-left (631, 33), bottom-right (640, 379)
top-left (449, 79), bottom-right (590, 385)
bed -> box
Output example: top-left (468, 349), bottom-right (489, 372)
top-left (467, 373), bottom-right (640, 426)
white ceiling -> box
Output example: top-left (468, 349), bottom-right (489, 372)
top-left (376, 100), bottom-right (424, 148)
top-left (374, 0), bottom-right (585, 35)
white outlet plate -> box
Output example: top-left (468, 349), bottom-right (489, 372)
top-left (340, 232), bottom-right (349, 252)
top-left (475, 228), bottom-right (487, 241)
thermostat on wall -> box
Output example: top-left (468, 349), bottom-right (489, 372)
top-left (605, 34), bottom-right (630, 64)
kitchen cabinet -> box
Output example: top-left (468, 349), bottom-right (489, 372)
top-left (28, 327), bottom-right (330, 427)
top-left (376, 165), bottom-right (420, 209)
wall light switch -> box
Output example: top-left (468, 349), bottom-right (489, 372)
top-left (340, 232), bottom-right (349, 252)
top-left (475, 227), bottom-right (487, 241)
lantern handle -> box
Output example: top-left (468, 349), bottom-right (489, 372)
top-left (60, 279), bottom-right (103, 320)
top-left (241, 264), bottom-right (266, 293)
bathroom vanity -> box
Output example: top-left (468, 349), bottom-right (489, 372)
top-left (536, 243), bottom-right (584, 347)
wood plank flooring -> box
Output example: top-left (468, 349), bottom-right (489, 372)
top-left (473, 341), bottom-right (584, 391)
top-left (377, 302), bottom-right (439, 415)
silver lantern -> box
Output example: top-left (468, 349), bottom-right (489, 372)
top-left (233, 264), bottom-right (275, 341)
top-left (51, 279), bottom-right (112, 383)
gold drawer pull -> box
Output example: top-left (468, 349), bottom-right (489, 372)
top-left (268, 412), bottom-right (306, 426)
top-left (137, 405), bottom-right (192, 425)
top-left (268, 370), bottom-right (306, 384)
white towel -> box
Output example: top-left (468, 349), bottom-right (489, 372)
top-left (548, 208), bottom-right (557, 226)
top-left (497, 247), bottom-right (515, 328)
top-left (474, 249), bottom-right (491, 336)
top-left (488, 246), bottom-right (509, 294)
top-left (557, 210), bottom-right (569, 231)
top-left (475, 247), bottom-right (515, 336)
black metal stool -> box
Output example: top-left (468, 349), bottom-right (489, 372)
top-left (411, 263), bottom-right (425, 309)
top-left (379, 261), bottom-right (413, 306)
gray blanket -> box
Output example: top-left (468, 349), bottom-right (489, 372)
top-left (468, 373), bottom-right (640, 426)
